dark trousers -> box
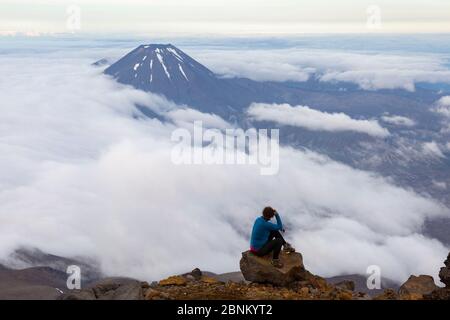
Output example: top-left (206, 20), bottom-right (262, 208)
top-left (253, 230), bottom-right (286, 259)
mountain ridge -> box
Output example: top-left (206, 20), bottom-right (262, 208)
top-left (104, 43), bottom-right (242, 117)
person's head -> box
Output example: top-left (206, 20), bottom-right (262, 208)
top-left (262, 206), bottom-right (276, 220)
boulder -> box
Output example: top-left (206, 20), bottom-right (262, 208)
top-left (92, 278), bottom-right (144, 300)
top-left (59, 277), bottom-right (144, 300)
top-left (59, 289), bottom-right (96, 300)
top-left (440, 268), bottom-right (450, 287)
top-left (398, 275), bottom-right (438, 297)
top-left (181, 268), bottom-right (203, 281)
top-left (107, 282), bottom-right (144, 300)
top-left (439, 252), bottom-right (450, 287)
top-left (190, 268), bottom-right (203, 280)
top-left (424, 252), bottom-right (450, 300)
top-left (239, 251), bottom-right (307, 286)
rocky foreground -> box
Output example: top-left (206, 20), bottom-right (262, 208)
top-left (61, 251), bottom-right (450, 300)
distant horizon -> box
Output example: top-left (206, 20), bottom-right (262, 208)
top-left (1, 0), bottom-right (450, 35)
top-left (3, 33), bottom-right (450, 57)
top-left (3, 31), bottom-right (450, 37)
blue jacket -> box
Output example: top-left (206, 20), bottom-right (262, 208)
top-left (250, 214), bottom-right (283, 250)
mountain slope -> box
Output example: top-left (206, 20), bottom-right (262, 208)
top-left (104, 44), bottom-right (441, 120)
top-left (104, 44), bottom-right (243, 117)
top-left (0, 265), bottom-right (67, 299)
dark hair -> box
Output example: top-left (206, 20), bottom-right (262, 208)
top-left (262, 207), bottom-right (275, 220)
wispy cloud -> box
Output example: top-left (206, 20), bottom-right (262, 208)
top-left (422, 141), bottom-right (446, 159)
top-left (248, 103), bottom-right (390, 138)
top-left (381, 115), bottom-right (416, 127)
top-left (166, 108), bottom-right (230, 129)
top-left (435, 96), bottom-right (450, 117)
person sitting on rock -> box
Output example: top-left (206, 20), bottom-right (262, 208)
top-left (250, 207), bottom-right (295, 268)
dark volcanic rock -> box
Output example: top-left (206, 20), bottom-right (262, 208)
top-left (326, 274), bottom-right (399, 296)
top-left (182, 268), bottom-right (203, 281)
top-left (60, 289), bottom-right (96, 300)
top-left (191, 268), bottom-right (203, 280)
top-left (439, 252), bottom-right (450, 287)
top-left (239, 251), bottom-right (307, 286)
top-left (424, 252), bottom-right (450, 300)
top-left (60, 277), bottom-right (144, 300)
top-left (106, 282), bottom-right (143, 300)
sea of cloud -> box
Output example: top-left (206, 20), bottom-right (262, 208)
top-left (247, 103), bottom-right (390, 138)
top-left (381, 115), bottom-right (416, 127)
top-left (0, 40), bottom-right (449, 285)
top-left (190, 47), bottom-right (450, 91)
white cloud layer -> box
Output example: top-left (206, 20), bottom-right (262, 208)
top-left (438, 96), bottom-right (450, 106)
top-left (248, 103), bottom-right (390, 138)
top-left (166, 108), bottom-right (230, 129)
top-left (191, 48), bottom-right (450, 91)
top-left (435, 96), bottom-right (450, 117)
top-left (0, 50), bottom-right (449, 285)
top-left (422, 141), bottom-right (446, 159)
top-left (381, 115), bottom-right (416, 127)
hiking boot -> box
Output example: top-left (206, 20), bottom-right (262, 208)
top-left (283, 242), bottom-right (296, 253)
top-left (271, 259), bottom-right (283, 268)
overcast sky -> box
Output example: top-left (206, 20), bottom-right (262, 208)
top-left (1, 0), bottom-right (450, 36)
